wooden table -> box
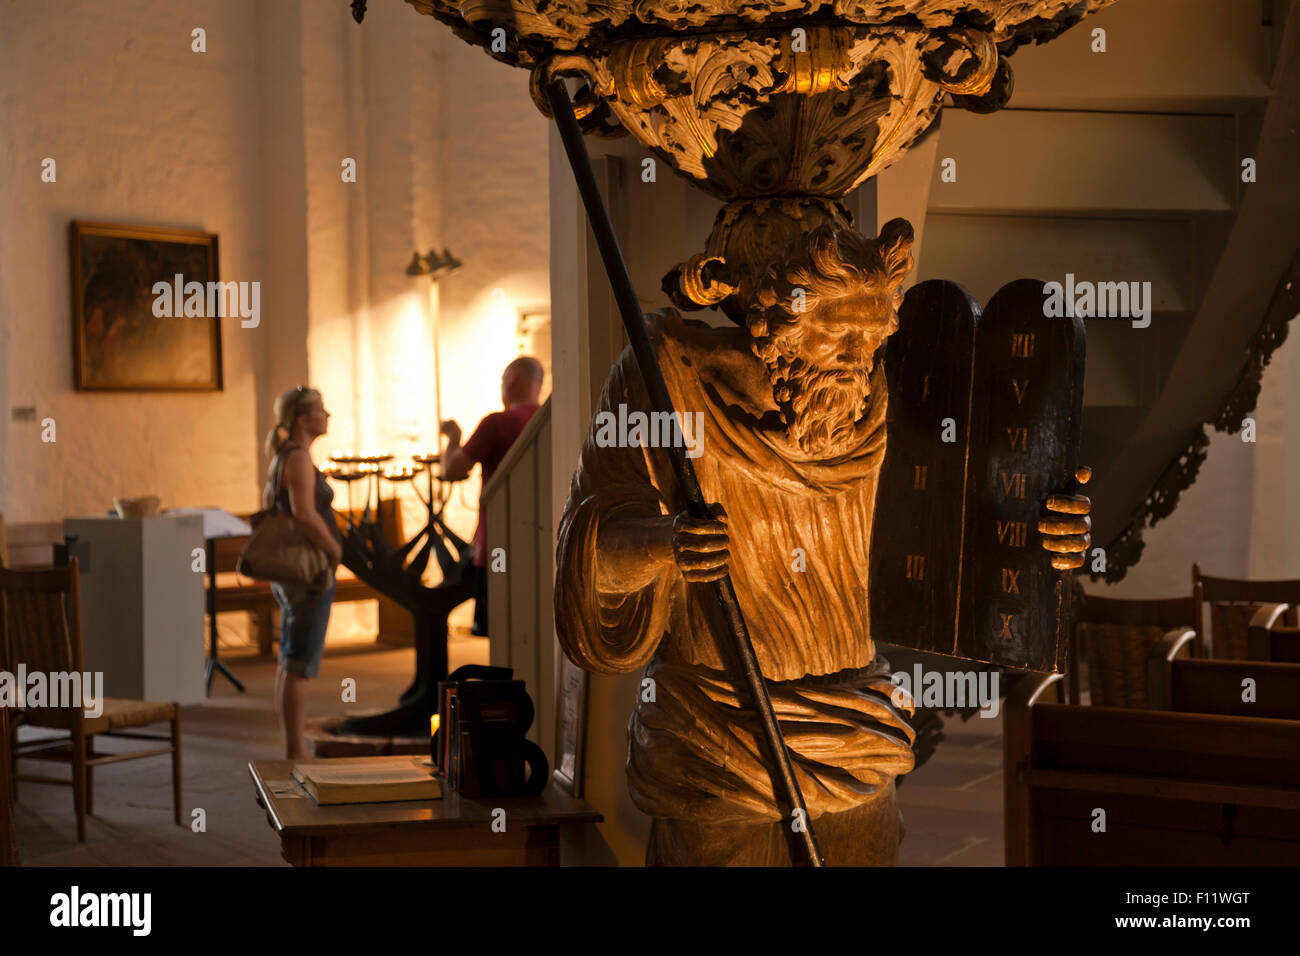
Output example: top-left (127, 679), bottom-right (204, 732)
top-left (249, 757), bottom-right (603, 866)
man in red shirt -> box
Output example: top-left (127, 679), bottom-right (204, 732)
top-left (439, 356), bottom-right (544, 635)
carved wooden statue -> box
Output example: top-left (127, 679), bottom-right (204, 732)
top-left (554, 219), bottom-right (1090, 865)
top-left (392, 0), bottom-right (1115, 865)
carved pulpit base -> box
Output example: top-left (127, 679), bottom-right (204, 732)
top-left (646, 783), bottom-right (901, 866)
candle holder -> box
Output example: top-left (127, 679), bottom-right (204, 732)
top-left (381, 462), bottom-right (424, 482)
top-left (429, 714), bottom-right (441, 770)
top-left (323, 441), bottom-right (477, 738)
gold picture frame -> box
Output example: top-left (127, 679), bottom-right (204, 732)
top-left (69, 220), bottom-right (223, 391)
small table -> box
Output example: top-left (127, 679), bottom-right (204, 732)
top-left (249, 757), bottom-right (603, 866)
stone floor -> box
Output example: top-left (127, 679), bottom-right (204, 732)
top-left (896, 709), bottom-right (1005, 866)
top-left (12, 636), bottom-right (1007, 867)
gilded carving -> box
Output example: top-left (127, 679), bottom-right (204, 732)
top-left (399, 0), bottom-right (1112, 866)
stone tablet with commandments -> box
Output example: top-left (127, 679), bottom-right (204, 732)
top-left (869, 279), bottom-right (1086, 673)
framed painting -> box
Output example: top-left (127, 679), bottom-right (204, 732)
top-left (552, 654), bottom-right (589, 797)
top-left (69, 221), bottom-right (223, 390)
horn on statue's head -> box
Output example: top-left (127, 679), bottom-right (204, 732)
top-left (876, 218), bottom-right (915, 296)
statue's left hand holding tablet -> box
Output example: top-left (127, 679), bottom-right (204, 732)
top-left (1039, 465), bottom-right (1092, 570)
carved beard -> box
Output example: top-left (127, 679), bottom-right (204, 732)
top-left (785, 363), bottom-right (872, 457)
top-left (760, 350), bottom-right (875, 459)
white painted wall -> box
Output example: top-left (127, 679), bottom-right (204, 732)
top-left (431, 30), bottom-right (550, 621)
top-left (0, 0), bottom-right (551, 602)
top-left (1087, 332), bottom-right (1299, 597)
top-left (1, 0), bottom-right (264, 520)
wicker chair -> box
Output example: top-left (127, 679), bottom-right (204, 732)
top-left (1, 560), bottom-right (182, 843)
top-left (1071, 592), bottom-right (1199, 708)
top-left (1193, 564), bottom-right (1300, 660)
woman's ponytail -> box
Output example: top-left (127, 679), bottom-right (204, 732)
top-left (263, 421), bottom-right (292, 459)
top-left (265, 385), bottom-right (322, 459)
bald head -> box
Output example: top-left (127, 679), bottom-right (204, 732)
top-left (502, 356), bottom-right (544, 406)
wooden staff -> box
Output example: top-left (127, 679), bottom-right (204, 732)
top-left (544, 77), bottom-right (824, 866)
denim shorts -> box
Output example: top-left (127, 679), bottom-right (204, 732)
top-left (270, 581), bottom-right (336, 678)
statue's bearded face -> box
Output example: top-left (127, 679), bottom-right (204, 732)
top-left (746, 219), bottom-right (913, 458)
top-left (753, 292), bottom-right (898, 458)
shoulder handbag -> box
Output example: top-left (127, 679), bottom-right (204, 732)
top-left (237, 446), bottom-right (332, 589)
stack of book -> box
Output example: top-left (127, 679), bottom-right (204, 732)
top-left (291, 757), bottom-right (442, 806)
top-left (436, 675), bottom-right (547, 797)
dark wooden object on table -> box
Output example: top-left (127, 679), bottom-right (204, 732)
top-left (249, 757), bottom-right (602, 866)
top-left (1005, 672), bottom-right (1300, 866)
top-left (1193, 564), bottom-right (1300, 660)
top-left (1, 560), bottom-right (182, 842)
top-left (1070, 593), bottom-right (1199, 707)
top-left (1147, 628), bottom-right (1300, 720)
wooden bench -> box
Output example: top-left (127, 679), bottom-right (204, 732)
top-left (1005, 672), bottom-right (1300, 866)
top-left (0, 518), bottom-right (61, 568)
top-left (1147, 627), bottom-right (1300, 720)
top-left (2, 508), bottom-right (416, 659)
top-left (211, 537), bottom-right (374, 657)
top-left (1245, 602), bottom-right (1300, 663)
top-left (211, 501), bottom-right (413, 656)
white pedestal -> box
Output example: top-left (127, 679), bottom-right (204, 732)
top-left (62, 515), bottom-right (206, 706)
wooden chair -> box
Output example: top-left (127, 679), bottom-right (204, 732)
top-left (1147, 628), bottom-right (1300, 720)
top-left (1, 701), bottom-right (17, 865)
top-left (1, 519), bottom-right (15, 862)
top-left (1070, 592), bottom-right (1199, 707)
top-left (1245, 603), bottom-right (1300, 663)
top-left (1005, 672), bottom-right (1300, 866)
top-left (1, 560), bottom-right (181, 842)
top-left (1193, 564), bottom-right (1300, 660)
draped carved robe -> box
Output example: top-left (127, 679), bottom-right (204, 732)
top-left (555, 309), bottom-right (914, 827)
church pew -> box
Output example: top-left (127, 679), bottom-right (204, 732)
top-left (1246, 603), bottom-right (1300, 663)
top-left (1147, 628), bottom-right (1300, 720)
top-left (209, 503), bottom-right (413, 655)
top-left (211, 535), bottom-right (377, 656)
top-left (1005, 672), bottom-right (1300, 866)
top-left (1071, 592), bottom-right (1199, 707)
top-left (1193, 564), bottom-right (1300, 659)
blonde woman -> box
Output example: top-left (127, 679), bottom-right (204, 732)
top-left (262, 386), bottom-right (343, 759)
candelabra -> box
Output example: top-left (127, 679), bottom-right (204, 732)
top-left (325, 448), bottom-right (476, 737)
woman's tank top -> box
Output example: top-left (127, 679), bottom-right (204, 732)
top-left (269, 442), bottom-right (341, 540)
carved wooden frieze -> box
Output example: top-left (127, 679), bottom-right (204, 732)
top-left (528, 26), bottom-right (958, 199)
top-left (406, 0), bottom-right (1114, 54)
top-left (407, 0), bottom-right (1114, 194)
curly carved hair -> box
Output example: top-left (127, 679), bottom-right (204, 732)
top-left (746, 218), bottom-right (914, 345)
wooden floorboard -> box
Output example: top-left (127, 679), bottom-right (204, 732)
top-left (12, 632), bottom-right (489, 866)
top-left (13, 634), bottom-right (1008, 866)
